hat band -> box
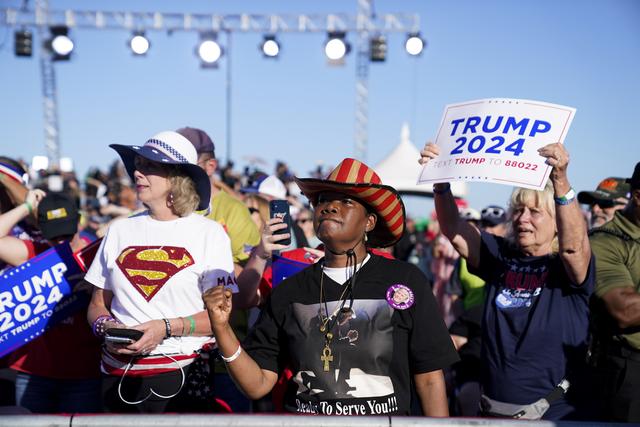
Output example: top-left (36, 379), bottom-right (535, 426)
top-left (0, 163), bottom-right (25, 184)
top-left (145, 139), bottom-right (189, 163)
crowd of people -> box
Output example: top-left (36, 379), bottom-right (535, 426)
top-left (0, 131), bottom-right (638, 422)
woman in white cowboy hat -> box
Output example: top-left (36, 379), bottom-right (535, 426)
top-left (204, 158), bottom-right (458, 416)
top-left (85, 131), bottom-right (236, 413)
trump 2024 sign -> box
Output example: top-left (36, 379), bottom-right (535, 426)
top-left (418, 98), bottom-right (576, 190)
top-left (0, 243), bottom-right (86, 358)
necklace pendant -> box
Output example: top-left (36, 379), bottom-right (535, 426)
top-left (319, 325), bottom-right (326, 332)
top-left (326, 332), bottom-right (333, 340)
top-left (321, 345), bottom-right (333, 372)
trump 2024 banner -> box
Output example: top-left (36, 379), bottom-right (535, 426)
top-left (418, 98), bottom-right (576, 190)
top-left (0, 243), bottom-right (86, 358)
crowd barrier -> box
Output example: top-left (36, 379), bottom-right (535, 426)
top-left (0, 414), bottom-right (625, 427)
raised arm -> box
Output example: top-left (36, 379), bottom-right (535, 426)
top-left (419, 142), bottom-right (482, 267)
top-left (537, 143), bottom-right (591, 284)
top-left (0, 189), bottom-right (46, 266)
top-left (233, 217), bottom-right (291, 309)
top-left (203, 285), bottom-right (278, 399)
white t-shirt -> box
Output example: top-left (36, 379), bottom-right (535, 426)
top-left (85, 211), bottom-right (235, 355)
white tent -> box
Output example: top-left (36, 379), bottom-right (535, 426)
top-left (375, 123), bottom-right (467, 198)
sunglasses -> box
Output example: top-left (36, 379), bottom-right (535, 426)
top-left (248, 207), bottom-right (260, 215)
top-left (481, 207), bottom-right (505, 219)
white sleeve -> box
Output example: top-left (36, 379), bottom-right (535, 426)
top-left (84, 227), bottom-right (113, 290)
top-left (199, 226), bottom-right (237, 293)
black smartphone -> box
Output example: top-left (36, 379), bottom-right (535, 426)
top-left (269, 199), bottom-right (292, 246)
top-left (104, 328), bottom-right (144, 344)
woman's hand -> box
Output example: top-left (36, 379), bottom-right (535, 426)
top-left (203, 285), bottom-right (233, 332)
top-left (25, 189), bottom-right (46, 213)
top-left (419, 142), bottom-right (440, 165)
top-left (538, 142), bottom-right (569, 181)
top-left (105, 321), bottom-right (164, 356)
top-left (255, 217), bottom-right (291, 258)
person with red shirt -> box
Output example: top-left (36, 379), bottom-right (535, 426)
top-left (0, 191), bottom-right (101, 413)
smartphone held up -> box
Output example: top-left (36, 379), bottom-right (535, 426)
top-left (269, 199), bottom-right (292, 246)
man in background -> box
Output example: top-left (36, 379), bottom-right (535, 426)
top-left (578, 177), bottom-right (630, 228)
top-left (589, 163), bottom-right (640, 422)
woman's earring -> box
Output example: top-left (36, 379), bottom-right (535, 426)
top-left (364, 232), bottom-right (368, 243)
top-left (168, 193), bottom-right (174, 206)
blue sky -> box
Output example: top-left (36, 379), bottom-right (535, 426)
top-left (1, 0), bottom-right (639, 217)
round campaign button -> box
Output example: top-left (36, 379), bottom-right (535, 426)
top-left (385, 284), bottom-right (415, 310)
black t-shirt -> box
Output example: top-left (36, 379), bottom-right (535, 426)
top-left (244, 254), bottom-right (459, 415)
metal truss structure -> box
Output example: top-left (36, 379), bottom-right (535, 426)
top-left (1, 5), bottom-right (421, 165)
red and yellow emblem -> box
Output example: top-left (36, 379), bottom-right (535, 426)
top-left (116, 246), bottom-right (194, 301)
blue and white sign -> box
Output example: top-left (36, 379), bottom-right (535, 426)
top-left (418, 98), bottom-right (576, 190)
top-left (0, 243), bottom-right (86, 358)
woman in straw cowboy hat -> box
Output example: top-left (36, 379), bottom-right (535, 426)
top-left (204, 158), bottom-right (458, 416)
top-left (85, 131), bottom-right (236, 412)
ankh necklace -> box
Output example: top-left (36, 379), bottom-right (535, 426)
top-left (318, 252), bottom-right (361, 372)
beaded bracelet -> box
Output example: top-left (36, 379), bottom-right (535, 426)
top-left (163, 318), bottom-right (172, 338)
top-left (92, 315), bottom-right (116, 337)
top-left (554, 187), bottom-right (576, 205)
top-left (220, 345), bottom-right (242, 363)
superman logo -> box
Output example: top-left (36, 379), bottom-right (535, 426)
top-left (116, 246), bottom-right (195, 301)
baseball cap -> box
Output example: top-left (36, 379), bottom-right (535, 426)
top-left (459, 207), bottom-right (481, 222)
top-left (241, 175), bottom-right (287, 200)
top-left (627, 162), bottom-right (640, 189)
top-left (577, 177), bottom-right (630, 205)
top-left (37, 192), bottom-right (79, 240)
top-left (480, 205), bottom-right (507, 226)
top-left (176, 127), bottom-right (216, 158)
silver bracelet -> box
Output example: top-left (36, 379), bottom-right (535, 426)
top-left (220, 345), bottom-right (242, 363)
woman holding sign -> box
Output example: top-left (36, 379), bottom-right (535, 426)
top-left (85, 131), bottom-right (236, 413)
top-left (204, 158), bottom-right (459, 416)
top-left (419, 142), bottom-right (593, 420)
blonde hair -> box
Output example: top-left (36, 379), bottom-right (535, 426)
top-left (168, 171), bottom-right (200, 217)
top-left (506, 180), bottom-right (559, 252)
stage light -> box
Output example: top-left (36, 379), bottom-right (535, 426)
top-left (14, 29), bottom-right (33, 57)
top-left (324, 32), bottom-right (350, 65)
top-left (405, 32), bottom-right (425, 56)
top-left (47, 26), bottom-right (74, 61)
top-left (129, 31), bottom-right (150, 56)
top-left (197, 33), bottom-right (222, 68)
top-left (261, 35), bottom-right (280, 58)
top-left (31, 156), bottom-right (49, 172)
top-left (370, 35), bottom-right (387, 62)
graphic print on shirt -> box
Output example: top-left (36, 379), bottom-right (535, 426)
top-left (495, 262), bottom-right (548, 309)
top-left (290, 299), bottom-right (399, 415)
top-left (116, 246), bottom-right (194, 301)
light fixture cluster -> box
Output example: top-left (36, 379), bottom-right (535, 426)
top-left (15, 26), bottom-right (426, 65)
